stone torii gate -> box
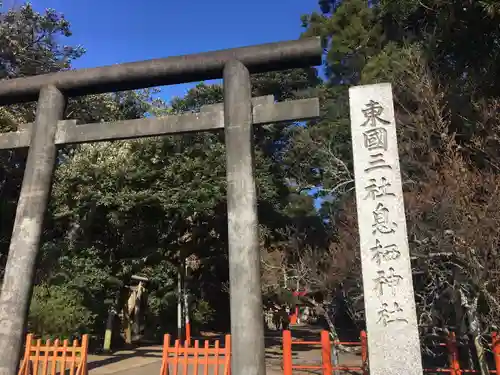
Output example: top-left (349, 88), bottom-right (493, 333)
top-left (0, 38), bottom-right (322, 375)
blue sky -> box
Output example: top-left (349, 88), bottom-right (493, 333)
top-left (11, 0), bottom-right (320, 104)
top-left (1, 0), bottom-right (327, 208)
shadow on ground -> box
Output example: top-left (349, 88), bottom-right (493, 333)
top-left (88, 347), bottom-right (163, 370)
top-left (88, 325), bottom-right (363, 374)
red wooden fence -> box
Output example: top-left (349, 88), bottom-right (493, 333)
top-left (18, 334), bottom-right (88, 375)
top-left (283, 330), bottom-right (367, 375)
top-left (283, 330), bottom-right (500, 375)
top-left (160, 334), bottom-right (231, 375)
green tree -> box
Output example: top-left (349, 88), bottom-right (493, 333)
top-left (0, 4), bottom-right (167, 337)
top-left (28, 284), bottom-right (94, 339)
top-left (293, 1), bottom-right (500, 371)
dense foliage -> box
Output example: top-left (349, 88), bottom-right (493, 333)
top-left (0, 2), bottom-right (499, 369)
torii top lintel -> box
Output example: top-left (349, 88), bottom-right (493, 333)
top-left (0, 38), bottom-right (322, 105)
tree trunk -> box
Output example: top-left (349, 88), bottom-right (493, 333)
top-left (124, 287), bottom-right (135, 345)
top-left (460, 289), bottom-right (489, 375)
top-left (304, 297), bottom-right (360, 354)
top-left (467, 299), bottom-right (489, 375)
top-left (184, 263), bottom-right (190, 343)
top-left (133, 281), bottom-right (144, 341)
top-left (103, 294), bottom-right (119, 352)
top-left (177, 266), bottom-right (183, 340)
top-left (103, 307), bottom-right (115, 352)
top-left (320, 303), bottom-right (340, 375)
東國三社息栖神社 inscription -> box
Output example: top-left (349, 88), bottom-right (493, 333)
top-left (349, 83), bottom-right (424, 375)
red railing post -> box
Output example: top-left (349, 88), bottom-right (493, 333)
top-left (321, 330), bottom-right (332, 375)
top-left (160, 334), bottom-right (170, 375)
top-left (492, 332), bottom-right (500, 374)
top-left (225, 335), bottom-right (232, 375)
top-left (360, 330), bottom-right (368, 375)
top-left (283, 330), bottom-right (293, 375)
top-left (185, 322), bottom-right (191, 345)
top-left (447, 332), bottom-right (462, 375)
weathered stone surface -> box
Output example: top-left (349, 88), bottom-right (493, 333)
top-left (0, 97), bottom-right (319, 149)
top-left (0, 38), bottom-right (322, 105)
top-left (0, 86), bottom-right (66, 375)
top-left (349, 83), bottom-right (423, 375)
top-left (224, 60), bottom-right (266, 375)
